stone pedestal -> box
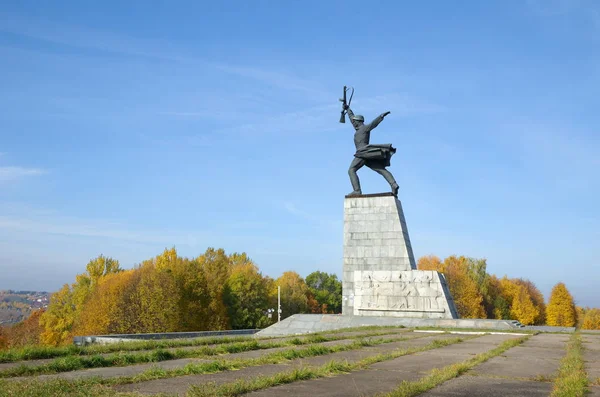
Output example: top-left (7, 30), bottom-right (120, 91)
top-left (342, 193), bottom-right (458, 319)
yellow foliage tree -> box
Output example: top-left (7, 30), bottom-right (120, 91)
top-left (510, 285), bottom-right (539, 325)
top-left (417, 255), bottom-right (442, 271)
top-left (497, 277), bottom-right (540, 325)
top-left (276, 271), bottom-right (314, 320)
top-left (546, 282), bottom-right (577, 327)
top-left (197, 248), bottom-right (232, 330)
top-left (582, 308), bottom-right (600, 330)
top-left (129, 262), bottom-right (180, 333)
top-left (514, 278), bottom-right (546, 325)
top-left (40, 255), bottom-right (122, 345)
top-left (39, 284), bottom-right (77, 346)
top-left (72, 270), bottom-right (138, 336)
top-left (439, 256), bottom-right (485, 319)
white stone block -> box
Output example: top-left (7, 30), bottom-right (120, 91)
top-left (343, 197), bottom-right (457, 319)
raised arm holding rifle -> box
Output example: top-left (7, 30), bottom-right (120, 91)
top-left (339, 86), bottom-right (399, 197)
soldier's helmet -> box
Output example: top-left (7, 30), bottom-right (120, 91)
top-left (351, 115), bottom-right (365, 122)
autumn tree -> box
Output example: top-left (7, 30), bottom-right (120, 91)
top-left (5, 309), bottom-right (45, 348)
top-left (418, 255), bottom-right (485, 318)
top-left (76, 249), bottom-right (182, 335)
top-left (546, 282), bottom-right (577, 327)
top-left (72, 270), bottom-right (138, 336)
top-left (197, 248), bottom-right (232, 330)
top-left (276, 271), bottom-right (315, 319)
top-left (130, 257), bottom-right (180, 333)
top-left (39, 284), bottom-right (77, 345)
top-left (0, 327), bottom-right (8, 350)
top-left (582, 308), bottom-right (600, 330)
top-left (488, 275), bottom-right (511, 320)
top-left (224, 262), bottom-right (271, 329)
top-left (466, 257), bottom-right (501, 318)
top-left (305, 271), bottom-right (342, 313)
top-left (497, 277), bottom-right (540, 325)
top-left (514, 278), bottom-right (546, 325)
top-left (169, 251), bottom-right (209, 331)
top-left (417, 255), bottom-right (442, 271)
top-left (440, 256), bottom-right (486, 318)
top-left (576, 306), bottom-right (587, 328)
top-left (40, 255), bottom-right (122, 345)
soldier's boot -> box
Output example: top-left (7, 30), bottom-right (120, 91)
top-left (376, 168), bottom-right (399, 196)
top-left (348, 169), bottom-right (362, 196)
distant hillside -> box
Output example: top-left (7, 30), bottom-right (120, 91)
top-left (0, 290), bottom-right (50, 325)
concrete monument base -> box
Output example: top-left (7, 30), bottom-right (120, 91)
top-left (343, 193), bottom-right (458, 319)
top-left (255, 314), bottom-right (527, 337)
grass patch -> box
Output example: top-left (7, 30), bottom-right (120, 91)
top-left (1, 334), bottom-right (443, 396)
top-left (0, 335), bottom-right (255, 363)
top-left (187, 337), bottom-right (468, 396)
top-left (0, 326), bottom-right (406, 364)
top-left (0, 378), bottom-right (124, 397)
top-left (381, 334), bottom-right (530, 396)
top-left (550, 332), bottom-right (588, 397)
top-left (0, 329), bottom-right (410, 378)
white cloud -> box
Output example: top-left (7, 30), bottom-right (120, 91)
top-left (0, 166), bottom-right (46, 182)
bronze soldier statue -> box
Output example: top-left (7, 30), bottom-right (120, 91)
top-left (343, 102), bottom-right (399, 197)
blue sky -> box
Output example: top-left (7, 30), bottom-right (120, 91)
top-left (0, 1), bottom-right (598, 307)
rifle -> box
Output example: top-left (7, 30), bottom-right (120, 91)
top-left (339, 86), bottom-right (354, 123)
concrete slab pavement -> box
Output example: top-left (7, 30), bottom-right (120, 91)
top-left (420, 377), bottom-right (552, 396)
top-left (114, 334), bottom-right (461, 395)
top-left (245, 334), bottom-right (521, 397)
top-left (468, 333), bottom-right (568, 380)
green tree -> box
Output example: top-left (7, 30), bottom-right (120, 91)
top-left (488, 275), bottom-right (511, 320)
top-left (546, 282), bottom-right (577, 327)
top-left (466, 257), bottom-right (495, 318)
top-left (224, 262), bottom-right (271, 329)
top-left (305, 271), bottom-right (342, 313)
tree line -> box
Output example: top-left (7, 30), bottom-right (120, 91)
top-left (1, 248), bottom-right (342, 347)
top-left (417, 255), bottom-right (580, 327)
top-left (0, 248), bottom-right (597, 349)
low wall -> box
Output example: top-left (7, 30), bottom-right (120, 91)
top-left (73, 329), bottom-right (259, 346)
